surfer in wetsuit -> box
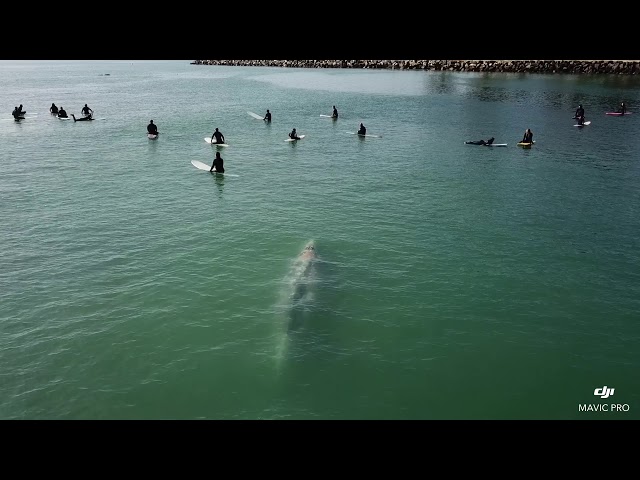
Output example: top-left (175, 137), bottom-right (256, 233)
top-left (465, 137), bottom-right (495, 145)
top-left (264, 110), bottom-right (271, 122)
top-left (18, 104), bottom-right (24, 114)
top-left (619, 102), bottom-right (627, 115)
top-left (57, 107), bottom-right (68, 118)
top-left (81, 104), bottom-right (93, 116)
top-left (147, 120), bottom-right (158, 135)
top-left (289, 128), bottom-right (300, 140)
top-left (521, 129), bottom-right (533, 143)
top-left (357, 123), bottom-right (366, 135)
top-left (71, 114), bottom-right (93, 122)
top-left (211, 128), bottom-right (225, 144)
top-left (12, 107), bottom-right (22, 119)
top-left (210, 151), bottom-right (225, 173)
top-left (332, 106), bottom-right (338, 118)
top-left (574, 104), bottom-right (584, 119)
top-left (50, 103), bottom-right (59, 114)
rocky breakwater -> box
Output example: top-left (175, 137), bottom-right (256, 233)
top-left (190, 60), bottom-right (640, 74)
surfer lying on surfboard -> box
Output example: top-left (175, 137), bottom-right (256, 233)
top-left (71, 114), bottom-right (93, 122)
top-left (210, 151), bottom-right (224, 173)
top-left (465, 137), bottom-right (495, 145)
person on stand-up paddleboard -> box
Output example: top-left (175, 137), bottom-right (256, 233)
top-left (210, 151), bottom-right (225, 173)
top-left (332, 106), bottom-right (338, 118)
top-left (211, 128), bottom-right (225, 144)
top-left (147, 120), bottom-right (158, 136)
top-left (357, 123), bottom-right (367, 135)
top-left (574, 104), bottom-right (585, 119)
top-left (619, 102), bottom-right (627, 115)
top-left (521, 129), bottom-right (533, 144)
top-left (264, 110), bottom-right (271, 122)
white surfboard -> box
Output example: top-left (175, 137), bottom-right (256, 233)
top-left (574, 121), bottom-right (592, 127)
top-left (58, 117), bottom-right (72, 120)
top-left (204, 137), bottom-right (229, 147)
top-left (285, 135), bottom-right (306, 142)
top-left (190, 160), bottom-right (238, 176)
top-left (148, 134), bottom-right (158, 139)
top-left (346, 131), bottom-right (382, 138)
top-left (248, 111), bottom-right (264, 120)
top-left (320, 114), bottom-right (337, 118)
top-left (464, 142), bottom-right (508, 147)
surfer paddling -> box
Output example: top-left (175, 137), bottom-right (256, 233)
top-left (71, 113), bottom-right (93, 122)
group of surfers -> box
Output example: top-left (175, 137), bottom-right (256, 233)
top-left (466, 102), bottom-right (628, 146)
top-left (46, 103), bottom-right (94, 122)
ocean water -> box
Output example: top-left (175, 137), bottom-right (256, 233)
top-left (1, 60), bottom-right (639, 419)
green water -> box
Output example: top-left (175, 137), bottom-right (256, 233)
top-left (1, 60), bottom-right (638, 419)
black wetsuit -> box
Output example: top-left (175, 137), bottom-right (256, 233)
top-left (147, 124), bottom-right (158, 135)
top-left (81, 106), bottom-right (93, 116)
top-left (210, 157), bottom-right (224, 173)
top-left (58, 109), bottom-right (68, 118)
top-left (358, 127), bottom-right (366, 135)
top-left (332, 108), bottom-right (338, 118)
top-left (289, 131), bottom-right (300, 140)
top-left (522, 132), bottom-right (533, 143)
top-left (50, 104), bottom-right (58, 114)
top-left (212, 131), bottom-right (225, 144)
top-left (575, 107), bottom-right (584, 119)
top-left (264, 111), bottom-right (271, 122)
top-left (620, 104), bottom-right (626, 115)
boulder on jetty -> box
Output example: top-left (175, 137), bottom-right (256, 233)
top-left (190, 60), bottom-right (640, 75)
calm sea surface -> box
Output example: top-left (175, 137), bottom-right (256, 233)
top-left (1, 60), bottom-right (639, 419)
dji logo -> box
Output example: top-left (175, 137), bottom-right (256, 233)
top-left (594, 386), bottom-right (615, 399)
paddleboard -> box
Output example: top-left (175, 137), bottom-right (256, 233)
top-left (285, 135), bottom-right (305, 142)
top-left (190, 160), bottom-right (238, 176)
top-left (346, 131), bottom-right (382, 138)
top-left (204, 137), bottom-right (229, 147)
top-left (320, 114), bottom-right (337, 118)
top-left (605, 112), bottom-right (632, 116)
top-left (517, 142), bottom-right (534, 148)
top-left (574, 121), bottom-right (592, 127)
top-left (248, 111), bottom-right (264, 120)
top-left (148, 134), bottom-right (158, 139)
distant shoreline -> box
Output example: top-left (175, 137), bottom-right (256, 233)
top-left (191, 60), bottom-right (640, 75)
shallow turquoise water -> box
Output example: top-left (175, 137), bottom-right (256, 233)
top-left (1, 60), bottom-right (639, 419)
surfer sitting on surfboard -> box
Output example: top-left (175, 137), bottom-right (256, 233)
top-left (147, 120), bottom-right (158, 136)
top-left (521, 129), bottom-right (533, 144)
top-left (264, 110), bottom-right (271, 122)
top-left (81, 104), bottom-right (93, 117)
top-left (357, 123), bottom-right (366, 135)
top-left (574, 104), bottom-right (585, 119)
top-left (210, 151), bottom-right (225, 173)
top-left (465, 137), bottom-right (495, 145)
top-left (50, 103), bottom-right (59, 114)
top-left (12, 107), bottom-right (23, 120)
top-left (57, 107), bottom-right (68, 118)
top-left (289, 128), bottom-right (301, 140)
top-left (210, 128), bottom-right (225, 144)
top-left (332, 106), bottom-right (338, 118)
